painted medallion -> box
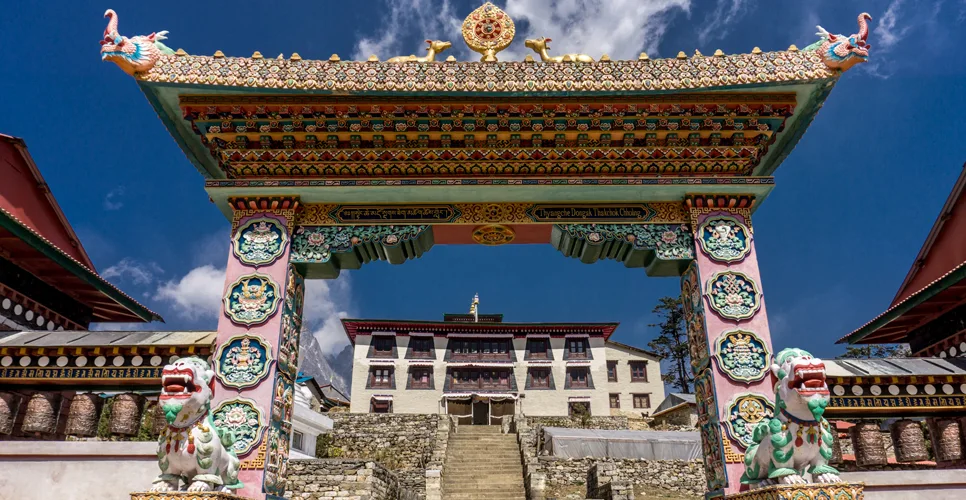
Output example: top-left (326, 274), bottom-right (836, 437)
top-left (706, 271), bottom-right (762, 321)
top-left (232, 217), bottom-right (288, 266)
top-left (461, 2), bottom-right (515, 61)
top-left (698, 215), bottom-right (751, 263)
top-left (224, 274), bottom-right (281, 326)
top-left (724, 393), bottom-right (775, 450)
top-left (681, 262), bottom-right (710, 372)
top-left (714, 330), bottom-right (769, 383)
top-left (214, 335), bottom-right (273, 389)
top-left (211, 398), bottom-right (265, 456)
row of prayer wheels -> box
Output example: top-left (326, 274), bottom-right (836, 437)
top-left (0, 391), bottom-right (161, 437)
top-left (829, 419), bottom-right (966, 466)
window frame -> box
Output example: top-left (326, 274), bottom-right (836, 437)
top-left (524, 338), bottom-right (552, 360)
top-left (607, 360), bottom-right (618, 382)
top-left (367, 367), bottom-right (395, 389)
top-left (292, 430), bottom-right (304, 451)
top-left (563, 337), bottom-right (593, 360)
top-left (630, 361), bottom-right (648, 382)
top-left (368, 335), bottom-right (397, 359)
top-left (527, 367), bottom-right (553, 390)
top-left (370, 398), bottom-right (393, 413)
top-left (609, 393), bottom-right (620, 409)
top-left (407, 367), bottom-right (434, 390)
top-left (633, 393), bottom-right (651, 409)
top-left (565, 367), bottom-right (593, 389)
top-left (407, 337), bottom-right (435, 359)
top-left (446, 338), bottom-right (513, 361)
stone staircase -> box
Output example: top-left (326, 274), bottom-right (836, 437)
top-left (443, 425), bottom-right (527, 500)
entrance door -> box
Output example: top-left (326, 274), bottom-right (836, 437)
top-left (472, 400), bottom-right (489, 425)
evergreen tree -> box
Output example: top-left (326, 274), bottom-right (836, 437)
top-left (647, 296), bottom-right (692, 393)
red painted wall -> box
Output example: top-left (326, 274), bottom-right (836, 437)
top-left (894, 191), bottom-right (966, 305)
top-left (0, 139), bottom-right (93, 268)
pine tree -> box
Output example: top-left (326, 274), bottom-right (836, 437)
top-left (647, 296), bottom-right (692, 393)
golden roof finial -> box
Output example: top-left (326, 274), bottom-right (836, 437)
top-left (469, 293), bottom-right (480, 322)
top-left (367, 55), bottom-right (379, 62)
top-left (713, 49), bottom-right (725, 57)
top-left (462, 2), bottom-right (515, 62)
top-left (694, 49), bottom-right (703, 57)
top-left (289, 52), bottom-right (302, 61)
top-left (175, 48), bottom-right (187, 57)
top-left (788, 44), bottom-right (799, 52)
top-left (600, 54), bottom-right (611, 62)
top-left (445, 55), bottom-right (457, 62)
top-left (213, 50), bottom-right (225, 59)
top-left (676, 51), bottom-right (687, 60)
top-left (251, 51), bottom-right (263, 59)
top-left (751, 47), bottom-right (762, 55)
top-left (639, 52), bottom-right (649, 60)
top-left (329, 54), bottom-right (341, 62)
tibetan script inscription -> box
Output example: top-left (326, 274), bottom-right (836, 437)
top-left (528, 204), bottom-right (655, 222)
top-left (830, 395), bottom-right (966, 409)
top-left (333, 205), bottom-right (458, 223)
top-left (1, 366), bottom-right (162, 380)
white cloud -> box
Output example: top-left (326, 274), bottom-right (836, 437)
top-left (103, 187), bottom-right (125, 211)
top-left (874, 0), bottom-right (909, 51)
top-left (153, 264), bottom-right (225, 320)
top-left (102, 258), bottom-right (162, 286)
top-left (302, 275), bottom-right (355, 355)
top-left (351, 0), bottom-right (692, 63)
top-left (697, 0), bottom-right (750, 46)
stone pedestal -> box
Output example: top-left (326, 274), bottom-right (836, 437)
top-left (726, 483), bottom-right (864, 500)
top-left (131, 493), bottom-right (251, 500)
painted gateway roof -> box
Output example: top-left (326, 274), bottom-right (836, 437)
top-left (0, 135), bottom-right (162, 325)
top-left (99, 7), bottom-right (873, 212)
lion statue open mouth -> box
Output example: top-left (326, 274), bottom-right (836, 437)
top-left (741, 348), bottom-right (840, 487)
top-left (151, 356), bottom-right (243, 493)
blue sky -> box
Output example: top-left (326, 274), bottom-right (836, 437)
top-left (1, 0), bottom-right (965, 363)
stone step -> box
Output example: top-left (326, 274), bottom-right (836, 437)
top-left (444, 469), bottom-right (524, 476)
top-left (445, 461), bottom-right (522, 468)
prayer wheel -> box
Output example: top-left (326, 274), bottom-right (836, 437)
top-left (0, 392), bottom-right (21, 435)
top-left (850, 421), bottom-right (887, 467)
top-left (929, 418), bottom-right (963, 462)
top-left (22, 392), bottom-right (61, 434)
top-left (109, 393), bottom-right (144, 436)
top-left (890, 420), bottom-right (928, 463)
top-left (65, 393), bottom-right (102, 437)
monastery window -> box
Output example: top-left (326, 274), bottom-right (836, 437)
top-left (367, 368), bottom-right (395, 389)
top-left (527, 368), bottom-right (553, 389)
top-left (370, 398), bottom-right (393, 414)
top-left (565, 368), bottom-right (593, 389)
top-left (408, 337), bottom-right (435, 359)
top-left (369, 336), bottom-right (397, 358)
top-left (630, 361), bottom-right (648, 382)
top-left (448, 338), bottom-right (511, 360)
top-left (633, 394), bottom-right (651, 409)
top-left (449, 368), bottom-right (514, 390)
top-left (563, 338), bottom-right (592, 360)
top-left (525, 338), bottom-right (551, 360)
top-left (408, 368), bottom-right (434, 390)
top-left (292, 431), bottom-right (304, 452)
top-left (607, 361), bottom-right (618, 382)
top-left (609, 393), bottom-right (620, 409)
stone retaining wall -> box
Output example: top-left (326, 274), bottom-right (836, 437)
top-left (526, 416), bottom-right (628, 431)
top-left (285, 459), bottom-right (420, 500)
top-left (538, 456), bottom-right (705, 497)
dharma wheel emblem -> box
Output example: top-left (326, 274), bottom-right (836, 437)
top-left (724, 393), bottom-right (775, 449)
top-left (472, 224), bottom-right (515, 245)
top-left (462, 2), bottom-right (515, 62)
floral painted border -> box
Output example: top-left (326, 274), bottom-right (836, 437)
top-left (213, 334), bottom-right (274, 390)
top-left (232, 216), bottom-right (289, 266)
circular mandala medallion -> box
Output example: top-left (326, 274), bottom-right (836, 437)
top-left (705, 271), bottom-right (762, 321)
top-left (713, 329), bottom-right (769, 383)
top-left (224, 274), bottom-right (281, 326)
top-left (214, 335), bottom-right (273, 389)
top-left (462, 2), bottom-right (515, 61)
top-left (697, 215), bottom-right (751, 263)
top-left (472, 224), bottom-right (515, 245)
top-left (724, 393), bottom-right (775, 449)
top-left (232, 217), bottom-right (288, 266)
top-left (212, 398), bottom-right (266, 456)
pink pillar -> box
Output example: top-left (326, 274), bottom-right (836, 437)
top-left (210, 200), bottom-right (304, 500)
top-left (682, 198), bottom-right (776, 498)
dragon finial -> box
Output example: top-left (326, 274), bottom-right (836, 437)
top-left (100, 9), bottom-right (175, 75)
top-left (805, 12), bottom-right (871, 71)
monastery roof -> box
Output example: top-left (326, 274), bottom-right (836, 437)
top-left (0, 134), bottom-right (162, 325)
top-left (825, 357), bottom-right (966, 378)
top-left (839, 163), bottom-right (966, 346)
top-left (0, 330), bottom-right (214, 349)
top-left (604, 339), bottom-right (662, 359)
top-left (341, 317), bottom-right (619, 344)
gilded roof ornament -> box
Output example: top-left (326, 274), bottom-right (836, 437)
top-left (462, 2), bottom-right (515, 62)
top-left (387, 40), bottom-right (452, 63)
top-left (99, 9), bottom-right (174, 76)
top-left (803, 12), bottom-right (871, 72)
top-left (524, 38), bottom-right (595, 63)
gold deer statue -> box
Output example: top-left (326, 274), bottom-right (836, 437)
top-left (387, 40), bottom-right (453, 63)
top-left (524, 37), bottom-right (595, 63)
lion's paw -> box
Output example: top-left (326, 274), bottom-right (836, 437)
top-left (778, 474), bottom-right (806, 485)
top-left (187, 481), bottom-right (213, 492)
top-left (816, 472), bottom-right (842, 484)
top-left (150, 480), bottom-right (177, 492)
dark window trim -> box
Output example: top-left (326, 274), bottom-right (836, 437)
top-left (444, 337), bottom-right (514, 361)
top-left (609, 393), bottom-right (621, 409)
top-left (366, 366), bottom-right (396, 390)
top-left (525, 367), bottom-right (555, 390)
top-left (632, 393), bottom-right (651, 409)
top-left (370, 398), bottom-right (393, 413)
top-left (607, 360), bottom-right (618, 382)
top-left (405, 336), bottom-right (436, 360)
top-left (562, 337), bottom-right (593, 360)
top-left (564, 367), bottom-right (594, 390)
top-left (444, 367), bottom-right (518, 392)
top-left (406, 366), bottom-right (435, 390)
top-left (630, 361), bottom-right (648, 382)
top-left (367, 335), bottom-right (398, 359)
top-left (523, 338), bottom-right (553, 361)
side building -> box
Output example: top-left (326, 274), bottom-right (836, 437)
top-left (341, 308), bottom-right (664, 422)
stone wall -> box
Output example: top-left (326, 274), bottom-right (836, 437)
top-left (329, 413), bottom-right (442, 497)
top-left (286, 459), bottom-right (420, 500)
top-left (538, 457), bottom-right (705, 497)
top-left (526, 416), bottom-right (629, 431)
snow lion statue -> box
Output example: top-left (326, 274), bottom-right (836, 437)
top-left (151, 356), bottom-right (243, 492)
top-left (741, 348), bottom-right (840, 487)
